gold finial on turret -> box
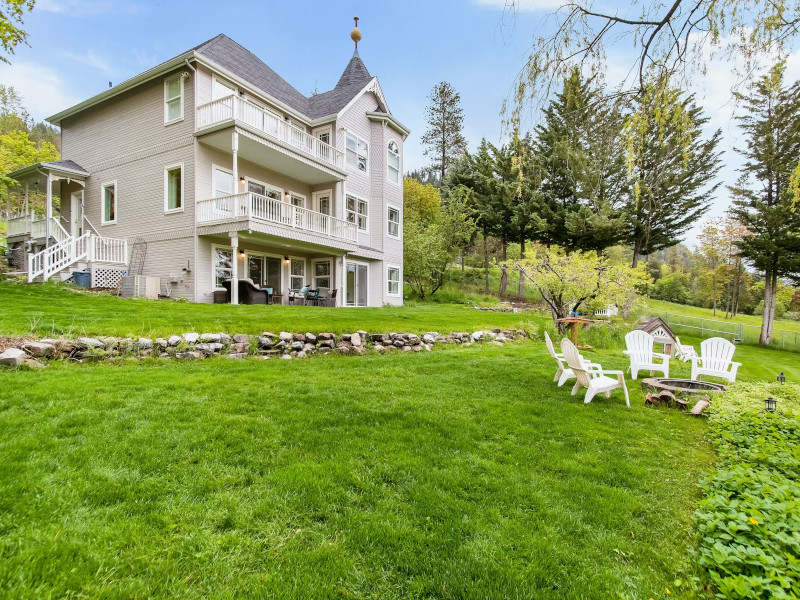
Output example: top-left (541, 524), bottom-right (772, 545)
top-left (351, 13), bottom-right (362, 48)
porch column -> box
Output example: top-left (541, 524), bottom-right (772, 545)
top-left (45, 173), bottom-right (52, 250)
top-left (232, 131), bottom-right (239, 193)
top-left (230, 232), bottom-right (239, 305)
top-left (24, 182), bottom-right (28, 214)
top-left (337, 255), bottom-right (346, 307)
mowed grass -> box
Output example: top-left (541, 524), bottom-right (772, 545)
top-left (0, 281), bottom-right (538, 338)
top-left (0, 344), bottom-right (712, 599)
top-left (643, 298), bottom-right (800, 333)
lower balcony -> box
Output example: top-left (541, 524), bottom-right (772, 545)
top-left (197, 192), bottom-right (358, 249)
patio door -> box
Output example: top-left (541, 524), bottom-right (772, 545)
top-left (248, 254), bottom-right (282, 291)
top-left (70, 191), bottom-right (83, 237)
top-left (346, 262), bottom-right (368, 307)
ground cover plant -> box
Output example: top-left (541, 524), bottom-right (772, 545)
top-left (0, 344), bottom-right (713, 599)
top-left (695, 381), bottom-right (800, 599)
top-left (0, 280), bottom-right (539, 339)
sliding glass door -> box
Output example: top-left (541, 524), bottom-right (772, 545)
top-left (346, 262), bottom-right (368, 307)
top-left (247, 254), bottom-right (282, 291)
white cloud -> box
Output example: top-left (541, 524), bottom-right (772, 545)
top-left (474, 0), bottom-right (563, 11)
top-left (36, 0), bottom-right (141, 17)
top-left (0, 61), bottom-right (80, 121)
top-left (64, 50), bottom-right (116, 75)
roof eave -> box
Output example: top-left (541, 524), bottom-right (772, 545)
top-left (47, 53), bottom-right (195, 125)
top-left (6, 162), bottom-right (90, 182)
top-left (366, 111), bottom-right (410, 137)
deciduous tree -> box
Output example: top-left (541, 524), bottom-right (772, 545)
top-left (0, 0), bottom-right (35, 63)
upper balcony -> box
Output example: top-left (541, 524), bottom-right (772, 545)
top-left (196, 96), bottom-right (345, 184)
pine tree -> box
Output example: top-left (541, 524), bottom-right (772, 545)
top-left (624, 83), bottom-right (723, 267)
top-left (729, 62), bottom-right (800, 345)
top-left (421, 82), bottom-right (467, 184)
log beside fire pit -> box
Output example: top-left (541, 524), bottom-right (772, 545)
top-left (641, 378), bottom-right (725, 413)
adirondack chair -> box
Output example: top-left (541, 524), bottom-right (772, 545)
top-left (561, 338), bottom-right (629, 406)
top-left (623, 330), bottom-right (670, 380)
top-left (544, 331), bottom-right (596, 387)
top-left (674, 336), bottom-right (697, 362)
top-left (691, 337), bottom-right (741, 383)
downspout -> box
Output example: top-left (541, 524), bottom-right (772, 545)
top-left (185, 57), bottom-right (199, 303)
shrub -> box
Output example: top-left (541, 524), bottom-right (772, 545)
top-left (694, 381), bottom-right (800, 598)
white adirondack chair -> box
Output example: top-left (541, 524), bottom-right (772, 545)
top-left (674, 336), bottom-right (697, 362)
top-left (561, 338), bottom-right (630, 406)
top-left (623, 330), bottom-right (670, 380)
top-left (545, 331), bottom-right (595, 387)
top-left (691, 337), bottom-right (741, 383)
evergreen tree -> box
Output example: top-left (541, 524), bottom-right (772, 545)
top-left (421, 82), bottom-right (467, 184)
top-left (531, 68), bottom-right (627, 253)
top-left (623, 83), bottom-right (723, 266)
top-left (729, 62), bottom-right (800, 345)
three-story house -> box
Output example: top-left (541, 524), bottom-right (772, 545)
top-left (5, 26), bottom-right (408, 307)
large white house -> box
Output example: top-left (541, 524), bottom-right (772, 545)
top-left (5, 21), bottom-right (408, 307)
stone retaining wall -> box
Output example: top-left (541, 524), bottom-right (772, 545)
top-left (0, 329), bottom-right (528, 368)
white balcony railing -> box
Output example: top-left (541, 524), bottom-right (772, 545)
top-left (196, 96), bottom-right (345, 170)
top-left (197, 192), bottom-right (358, 243)
top-left (8, 213), bottom-right (70, 243)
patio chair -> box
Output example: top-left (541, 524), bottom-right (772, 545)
top-left (623, 330), bottom-right (670, 380)
top-left (304, 289), bottom-right (320, 306)
top-left (690, 337), bottom-right (741, 383)
top-left (288, 286), bottom-right (308, 305)
top-left (316, 287), bottom-right (331, 306)
top-left (239, 279), bottom-right (268, 305)
top-left (674, 336), bottom-right (697, 362)
top-left (544, 331), bottom-right (596, 387)
top-left (323, 288), bottom-right (338, 307)
top-left (561, 338), bottom-right (629, 406)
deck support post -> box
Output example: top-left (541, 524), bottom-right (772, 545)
top-left (24, 181), bottom-right (28, 214)
top-left (232, 131), bottom-right (239, 194)
top-left (45, 173), bottom-right (52, 251)
top-left (230, 232), bottom-right (239, 305)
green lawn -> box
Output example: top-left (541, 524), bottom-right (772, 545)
top-left (0, 344), bottom-right (713, 599)
top-left (642, 298), bottom-right (800, 333)
top-left (0, 281), bottom-right (540, 338)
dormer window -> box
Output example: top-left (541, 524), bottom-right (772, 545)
top-left (387, 140), bottom-right (400, 183)
top-left (164, 74), bottom-right (183, 124)
top-left (346, 132), bottom-right (368, 173)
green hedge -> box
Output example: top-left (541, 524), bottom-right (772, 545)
top-left (695, 382), bottom-right (800, 598)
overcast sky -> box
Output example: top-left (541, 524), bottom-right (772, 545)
top-left (2, 0), bottom-right (799, 246)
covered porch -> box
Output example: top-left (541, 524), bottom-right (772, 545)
top-left (201, 230), bottom-right (348, 306)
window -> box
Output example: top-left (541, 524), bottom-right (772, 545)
top-left (164, 164), bottom-right (183, 212)
top-left (346, 195), bottom-right (368, 231)
top-left (214, 167), bottom-right (234, 198)
top-left (387, 266), bottom-right (401, 296)
top-left (387, 140), bottom-right (400, 183)
top-left (346, 132), bottom-right (369, 173)
top-left (101, 181), bottom-right (117, 224)
top-left (314, 260), bottom-right (331, 289)
top-left (164, 75), bottom-right (183, 124)
top-left (290, 259), bottom-right (305, 290)
top-left (212, 76), bottom-right (236, 101)
top-left (213, 245), bottom-right (233, 290)
top-left (387, 205), bottom-right (400, 238)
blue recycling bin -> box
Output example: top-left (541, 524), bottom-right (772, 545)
top-left (73, 271), bottom-right (91, 288)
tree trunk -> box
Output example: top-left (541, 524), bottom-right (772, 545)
top-left (483, 232), bottom-right (489, 295)
top-left (759, 270), bottom-right (776, 345)
top-left (622, 294), bottom-right (635, 319)
top-left (518, 237), bottom-right (525, 300)
top-left (499, 241), bottom-right (508, 297)
top-left (712, 271), bottom-right (717, 316)
top-left (460, 250), bottom-right (465, 291)
top-left (733, 263), bottom-right (742, 317)
top-left (632, 237), bottom-right (643, 268)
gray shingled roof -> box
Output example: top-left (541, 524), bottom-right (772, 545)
top-left (41, 160), bottom-right (89, 174)
top-left (194, 34), bottom-right (376, 120)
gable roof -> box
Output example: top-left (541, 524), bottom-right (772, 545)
top-left (48, 33), bottom-right (388, 125)
top-left (635, 317), bottom-right (676, 341)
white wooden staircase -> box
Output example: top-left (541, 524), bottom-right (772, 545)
top-left (27, 232), bottom-right (128, 283)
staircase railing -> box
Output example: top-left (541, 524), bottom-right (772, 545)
top-left (28, 232), bottom-right (91, 283)
top-left (27, 233), bottom-right (128, 282)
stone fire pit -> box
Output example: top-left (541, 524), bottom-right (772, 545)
top-left (641, 378), bottom-right (725, 412)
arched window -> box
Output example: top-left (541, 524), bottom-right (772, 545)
top-left (387, 140), bottom-right (400, 183)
